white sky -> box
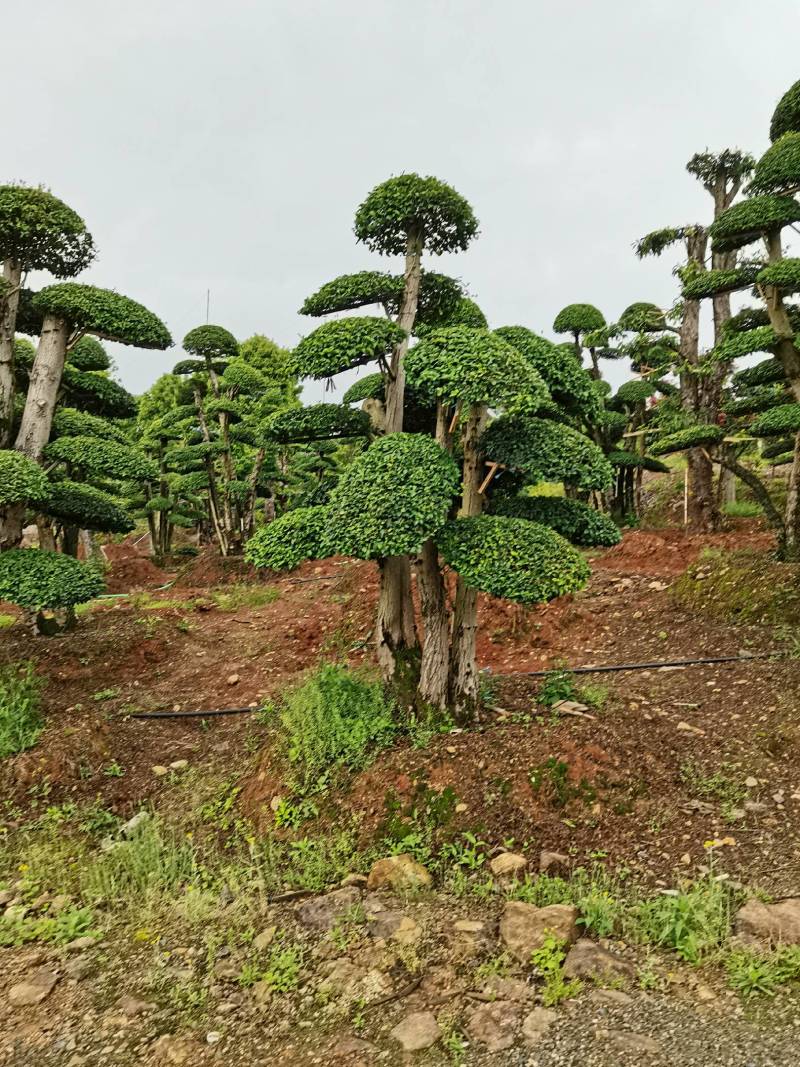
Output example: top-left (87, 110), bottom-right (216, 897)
top-left (7, 1), bottom-right (799, 401)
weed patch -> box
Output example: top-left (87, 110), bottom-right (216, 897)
top-left (0, 661), bottom-right (44, 758)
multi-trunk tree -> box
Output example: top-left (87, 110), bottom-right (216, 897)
top-left (296, 174), bottom-right (479, 683)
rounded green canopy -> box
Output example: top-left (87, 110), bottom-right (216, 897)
top-left (481, 415), bottom-right (613, 491)
top-left (771, 79), bottom-right (800, 142)
top-left (0, 549), bottom-right (105, 611)
top-left (0, 450), bottom-right (49, 506)
top-left (354, 173), bottom-right (479, 256)
top-left (183, 325), bottom-right (239, 361)
top-left (709, 195), bottom-right (800, 253)
top-left (292, 317), bottom-right (407, 379)
top-left (265, 403), bottom-right (371, 443)
top-left (490, 494), bottom-right (621, 547)
top-left (33, 284), bottom-right (172, 349)
top-left (553, 303), bottom-right (605, 336)
top-left (326, 432), bottom-right (459, 559)
top-left (245, 506), bottom-right (332, 571)
top-left (0, 185), bottom-right (95, 277)
top-left (66, 336), bottom-right (110, 371)
top-left (748, 133), bottom-right (800, 196)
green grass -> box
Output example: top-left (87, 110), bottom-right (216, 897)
top-left (210, 585), bottom-right (280, 611)
top-left (722, 500), bottom-right (762, 518)
top-left (726, 945), bottom-right (800, 998)
top-left (0, 613), bottom-right (16, 629)
top-left (0, 661), bottom-right (44, 758)
top-left (633, 877), bottom-right (732, 963)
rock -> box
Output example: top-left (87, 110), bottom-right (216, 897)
top-left (169, 759), bottom-right (189, 771)
top-left (8, 968), bottom-right (59, 1006)
top-left (590, 988), bottom-right (633, 1007)
top-left (744, 800), bottom-right (768, 814)
top-left (49, 893), bottom-right (71, 913)
top-left (320, 958), bottom-right (364, 996)
top-left (151, 765), bottom-right (169, 777)
top-left (366, 854), bottom-right (432, 893)
top-left (453, 919), bottom-right (485, 933)
top-left (295, 886), bottom-right (362, 931)
top-left (466, 1000), bottom-right (522, 1052)
top-left (206, 1031), bottom-right (222, 1045)
top-left (597, 1029), bottom-right (662, 1055)
top-left (121, 811), bottom-right (150, 836)
top-left (340, 873), bottom-right (368, 888)
top-left (499, 901), bottom-right (579, 963)
top-left (151, 1035), bottom-right (199, 1064)
top-left (64, 956), bottom-right (94, 981)
top-left (745, 776), bottom-right (759, 788)
top-left (0, 889), bottom-right (14, 906)
top-left (539, 850), bottom-right (570, 876)
top-left (479, 975), bottom-right (533, 1002)
top-left (331, 1036), bottom-right (377, 1059)
top-left (388, 1011), bottom-right (441, 1051)
top-left (736, 898), bottom-right (800, 946)
top-left (563, 939), bottom-right (634, 981)
top-left (694, 984), bottom-right (717, 1003)
top-left (367, 911), bottom-right (421, 945)
top-left (253, 926), bottom-right (277, 952)
top-left (66, 935), bottom-right (98, 952)
top-left (489, 852), bottom-right (528, 880)
top-left (227, 673), bottom-right (240, 685)
top-left (522, 1006), bottom-right (557, 1046)
top-left (117, 994), bottom-right (154, 1017)
top-left (252, 979), bottom-right (272, 1004)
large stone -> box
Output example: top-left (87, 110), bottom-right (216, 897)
top-left (499, 901), bottom-right (579, 963)
top-left (489, 852), bottom-right (528, 880)
top-left (367, 910), bottom-right (421, 945)
top-left (388, 1011), bottom-right (441, 1051)
top-left (8, 968), bottom-right (59, 1007)
top-left (295, 886), bottom-right (362, 931)
top-left (735, 897), bottom-right (800, 946)
top-left (563, 939), bottom-right (634, 981)
top-left (539, 850), bottom-right (570, 876)
top-left (522, 1006), bottom-right (557, 1046)
top-left (465, 1000), bottom-right (522, 1052)
top-left (366, 855), bottom-right (432, 893)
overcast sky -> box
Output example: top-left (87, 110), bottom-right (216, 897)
top-left (7, 1), bottom-right (799, 402)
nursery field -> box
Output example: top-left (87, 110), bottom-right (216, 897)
top-left (1, 516), bottom-right (799, 1066)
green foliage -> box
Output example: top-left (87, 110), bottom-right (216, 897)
top-left (750, 402), bottom-right (800, 437)
top-left (279, 664), bottom-right (395, 788)
top-left (265, 403), bottom-right (371, 443)
top-left (43, 436), bottom-right (158, 481)
top-left (607, 450), bottom-right (670, 473)
top-left (67, 336), bottom-right (110, 371)
top-left (62, 367), bottom-right (137, 418)
top-left (748, 133), bottom-right (800, 195)
top-left (51, 407), bottom-right (127, 443)
top-left (42, 481), bottom-right (134, 534)
top-left (612, 379), bottom-right (657, 408)
top-left (172, 358), bottom-right (210, 376)
top-left (716, 326), bottom-right (779, 361)
top-left (354, 173), bottom-right (478, 256)
top-left (405, 325), bottom-right (549, 410)
top-left (0, 907), bottom-right (96, 948)
top-left (709, 195), bottom-right (800, 253)
top-left (494, 326), bottom-right (599, 419)
top-left (681, 264), bottom-right (761, 300)
top-left (326, 433), bottom-right (459, 559)
top-left (650, 424), bottom-right (725, 456)
top-left (220, 358), bottom-right (267, 393)
top-left (342, 373), bottom-right (384, 405)
top-left (244, 506), bottom-right (332, 570)
top-left (415, 296), bottom-right (488, 336)
top-left (756, 258), bottom-right (800, 292)
top-left (771, 78), bottom-right (800, 142)
top-left (491, 494), bottom-right (621, 547)
top-left (686, 149), bottom-right (755, 190)
top-left (732, 356), bottom-right (786, 390)
top-left (438, 515), bottom-right (590, 604)
top-left (33, 284), bottom-right (172, 349)
top-left (635, 226), bottom-right (692, 258)
top-left (182, 324), bottom-right (239, 361)
top-left (82, 817), bottom-right (197, 903)
top-left (300, 270), bottom-right (399, 316)
top-left (552, 303), bottom-right (605, 335)
top-left (726, 945), bottom-right (800, 999)
top-left (0, 549), bottom-right (104, 610)
top-left (537, 669), bottom-right (576, 706)
top-left (531, 934), bottom-right (582, 1006)
top-left (292, 317), bottom-right (407, 379)
top-left (0, 662), bottom-right (44, 759)
top-left (616, 301), bottom-right (667, 332)
top-left (0, 450), bottom-right (49, 505)
top-left (0, 184), bottom-right (95, 275)
top-left (481, 415), bottom-right (614, 491)
top-left (723, 385), bottom-right (787, 417)
top-left (633, 878), bottom-right (731, 963)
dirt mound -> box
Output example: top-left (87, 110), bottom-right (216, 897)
top-left (599, 526), bottom-right (772, 576)
top-left (102, 543), bottom-right (167, 592)
top-left (171, 548), bottom-right (266, 588)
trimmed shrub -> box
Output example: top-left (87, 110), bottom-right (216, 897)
top-left (0, 550), bottom-right (104, 611)
top-left (491, 495), bottom-right (621, 547)
top-left (245, 506), bottom-right (332, 571)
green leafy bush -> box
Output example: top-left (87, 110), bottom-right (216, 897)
top-left (731, 356), bottom-right (786, 390)
top-left (67, 336), bottom-right (110, 371)
top-left (43, 481), bottom-right (134, 534)
top-left (265, 403), bottom-right (371, 443)
top-left (51, 407), bottom-right (128, 442)
top-left (279, 664), bottom-right (396, 787)
top-left (616, 301), bottom-right (666, 331)
top-left (0, 450), bottom-right (49, 506)
top-left (0, 549), bottom-right (105, 611)
top-left (649, 424), bottom-right (725, 456)
top-left (491, 495), bottom-right (621, 547)
top-left (33, 283), bottom-right (172, 348)
top-left (481, 415), bottom-right (613, 491)
top-left (0, 662), bottom-right (44, 758)
top-left (354, 173), bottom-right (478, 256)
top-left (61, 368), bottom-right (137, 418)
top-left (748, 133), bottom-right (800, 195)
top-left (438, 515), bottom-right (590, 603)
top-left (43, 436), bottom-right (158, 481)
top-left (292, 317), bottom-right (407, 379)
top-left (709, 194), bottom-right (800, 253)
top-left (494, 326), bottom-right (599, 419)
top-left (612, 379), bottom-right (658, 409)
top-left (183, 324), bottom-right (239, 360)
top-left (342, 373), bottom-right (385, 405)
top-left (750, 402), bottom-right (800, 437)
top-left (681, 264), bottom-right (760, 299)
top-left (245, 506), bottom-right (332, 571)
top-left (552, 303), bottom-right (605, 335)
top-left (326, 433), bottom-right (459, 559)
top-left (607, 450), bottom-right (669, 473)
top-left (771, 78), bottom-right (800, 141)
top-left (0, 184), bottom-right (95, 275)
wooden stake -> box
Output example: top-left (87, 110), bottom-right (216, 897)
top-left (448, 403), bottom-right (461, 435)
top-left (683, 466), bottom-right (689, 526)
top-left (478, 462), bottom-right (499, 496)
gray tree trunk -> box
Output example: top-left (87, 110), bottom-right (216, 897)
top-left (415, 538), bottom-right (450, 710)
top-left (0, 261), bottom-right (22, 448)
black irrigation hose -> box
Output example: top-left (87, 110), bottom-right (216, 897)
top-left (514, 651), bottom-right (786, 678)
top-left (128, 652), bottom-right (787, 722)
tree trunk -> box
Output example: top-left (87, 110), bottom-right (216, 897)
top-left (0, 315), bottom-right (69, 549)
top-left (415, 539), bottom-right (449, 710)
top-left (376, 225), bottom-right (424, 682)
top-left (686, 448), bottom-right (717, 529)
top-left (36, 516), bottom-right (57, 552)
top-left (448, 404), bottom-right (488, 722)
top-left (783, 432), bottom-right (800, 561)
top-left (62, 524), bottom-right (79, 557)
top-left (0, 261), bottom-right (22, 448)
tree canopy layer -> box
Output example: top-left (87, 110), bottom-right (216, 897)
top-left (33, 284), bottom-right (172, 348)
top-left (291, 317), bottom-right (407, 379)
top-left (0, 185), bottom-right (95, 275)
top-left (354, 173), bottom-right (479, 255)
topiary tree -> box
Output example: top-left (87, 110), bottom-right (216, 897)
top-left (0, 547), bottom-right (104, 634)
top-left (0, 282), bottom-right (171, 550)
top-left (552, 303), bottom-right (610, 378)
top-left (0, 185), bottom-right (95, 447)
top-left (297, 174), bottom-right (479, 682)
